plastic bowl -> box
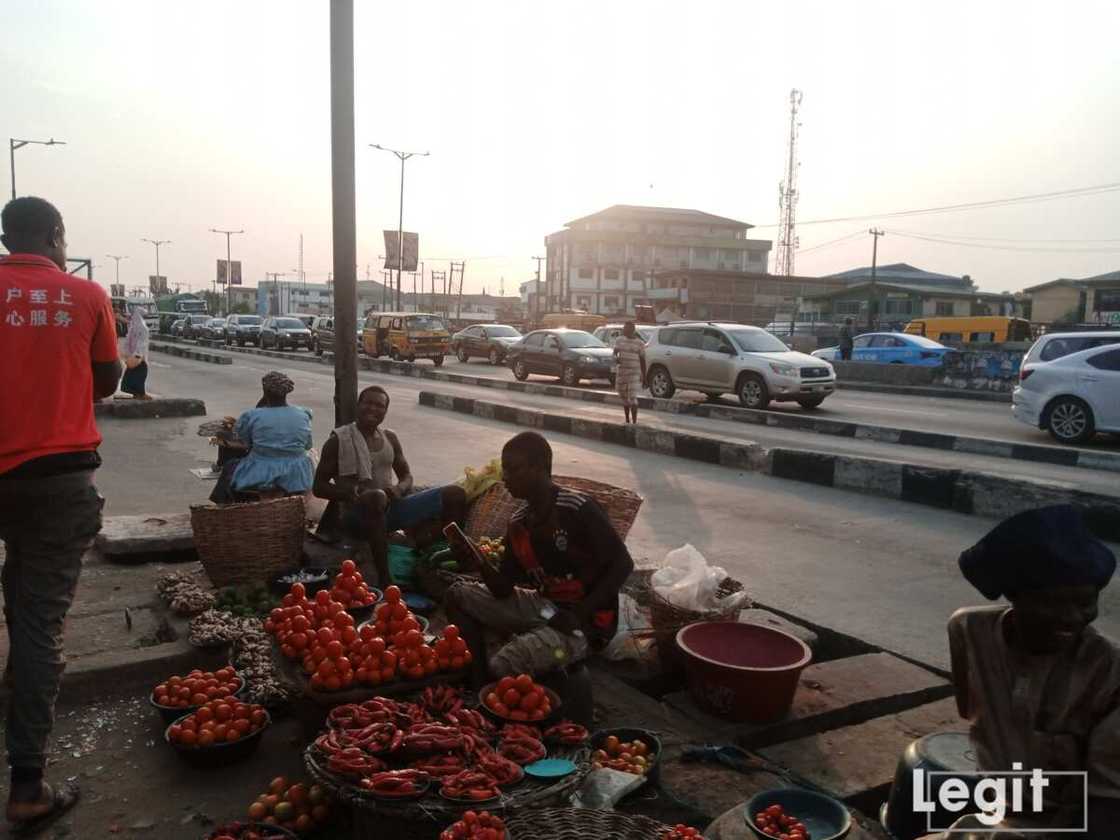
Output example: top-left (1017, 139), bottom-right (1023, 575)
top-left (478, 681), bottom-right (562, 727)
top-left (744, 788), bottom-right (851, 840)
top-left (677, 621), bottom-right (811, 723)
top-left (164, 709), bottom-right (270, 769)
top-left (149, 675), bottom-right (246, 726)
top-left (271, 568), bottom-right (329, 597)
top-left (589, 727), bottom-right (662, 785)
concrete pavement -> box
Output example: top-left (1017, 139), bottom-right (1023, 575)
top-left (94, 350), bottom-right (1119, 671)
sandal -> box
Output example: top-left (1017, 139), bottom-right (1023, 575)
top-left (8, 780), bottom-right (80, 836)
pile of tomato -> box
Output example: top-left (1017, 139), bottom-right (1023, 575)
top-left (151, 667), bottom-right (240, 709)
top-left (482, 674), bottom-right (552, 721)
top-left (327, 559), bottom-right (378, 609)
top-left (243, 776), bottom-right (330, 836)
top-left (263, 581), bottom-right (472, 692)
top-left (439, 809), bottom-right (506, 840)
top-left (166, 697), bottom-right (268, 748)
top-left (590, 734), bottom-right (655, 775)
top-left (661, 825), bottom-right (702, 840)
top-left (753, 804), bottom-right (811, 839)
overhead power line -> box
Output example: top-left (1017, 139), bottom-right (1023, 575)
top-left (752, 180), bottom-right (1120, 228)
top-left (884, 227), bottom-right (1120, 244)
top-left (886, 230), bottom-right (1120, 254)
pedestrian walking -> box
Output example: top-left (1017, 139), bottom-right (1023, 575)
top-left (839, 317), bottom-right (854, 361)
top-left (0, 197), bottom-right (122, 834)
top-left (119, 307), bottom-right (152, 399)
top-left (612, 322), bottom-right (647, 424)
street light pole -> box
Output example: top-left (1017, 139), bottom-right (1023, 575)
top-left (868, 228), bottom-right (885, 330)
top-left (106, 254), bottom-right (129, 289)
top-left (210, 228), bottom-right (244, 315)
top-left (9, 138), bottom-right (66, 201)
top-left (141, 238), bottom-right (171, 294)
top-left (369, 144), bottom-right (429, 311)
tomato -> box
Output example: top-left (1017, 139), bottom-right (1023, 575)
top-left (443, 623), bottom-right (460, 641)
top-left (214, 703), bottom-right (233, 722)
top-left (324, 675), bottom-right (342, 691)
top-left (341, 627), bottom-right (358, 645)
top-left (514, 674), bottom-right (534, 693)
top-left (317, 659), bottom-right (336, 677)
top-left (391, 603), bottom-right (408, 621)
top-left (384, 584), bottom-right (402, 603)
top-left (519, 692), bottom-right (541, 711)
top-left (326, 640), bottom-right (344, 659)
top-left (197, 730), bottom-right (215, 747)
top-left (196, 707), bottom-right (214, 723)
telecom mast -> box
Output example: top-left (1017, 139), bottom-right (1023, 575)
top-left (775, 89), bottom-right (803, 278)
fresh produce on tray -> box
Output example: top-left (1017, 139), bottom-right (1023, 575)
top-left (244, 776), bottom-right (330, 835)
top-left (439, 769), bottom-right (501, 802)
top-left (167, 697), bottom-right (268, 747)
top-left (590, 734), bottom-right (655, 775)
top-left (439, 810), bottom-right (507, 840)
top-left (752, 804), bottom-right (811, 839)
top-left (662, 826), bottom-right (703, 839)
top-left (214, 584), bottom-right (276, 618)
top-left (483, 674), bottom-right (552, 721)
top-left (152, 667), bottom-right (241, 709)
top-left (357, 768), bottom-right (430, 797)
top-left (497, 734), bottom-right (547, 766)
top-left (328, 559), bottom-right (378, 609)
top-left (543, 721), bottom-right (589, 745)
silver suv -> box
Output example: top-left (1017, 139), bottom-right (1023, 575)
top-left (644, 323), bottom-right (836, 409)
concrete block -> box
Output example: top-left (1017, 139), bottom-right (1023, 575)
top-left (759, 697), bottom-right (964, 803)
top-left (853, 425), bottom-right (902, 444)
top-left (769, 449), bottom-right (836, 487)
top-left (834, 456), bottom-right (903, 498)
top-left (1075, 452), bottom-right (1120, 474)
top-left (719, 442), bottom-right (768, 473)
top-left (665, 653), bottom-right (952, 751)
top-left (571, 419), bottom-right (603, 440)
top-left (635, 427), bottom-right (677, 456)
top-left (96, 513), bottom-right (195, 557)
top-left (952, 438), bottom-right (1014, 458)
top-left (95, 398), bottom-right (207, 419)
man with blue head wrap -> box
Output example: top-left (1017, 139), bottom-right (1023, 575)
top-left (939, 505), bottom-right (1120, 838)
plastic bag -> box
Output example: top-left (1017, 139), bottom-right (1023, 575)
top-left (455, 458), bottom-right (503, 503)
top-left (572, 767), bottom-right (646, 809)
top-left (603, 593), bottom-right (654, 662)
top-left (651, 544), bottom-right (747, 612)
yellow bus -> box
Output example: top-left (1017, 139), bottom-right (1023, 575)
top-left (904, 316), bottom-right (1032, 345)
top-left (361, 312), bottom-right (450, 365)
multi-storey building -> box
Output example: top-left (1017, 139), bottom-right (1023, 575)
top-left (544, 205), bottom-right (772, 317)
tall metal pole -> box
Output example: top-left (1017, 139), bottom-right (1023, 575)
top-left (106, 254), bottom-right (129, 290)
top-left (331, 0), bottom-right (359, 426)
top-left (868, 228), bottom-right (884, 331)
top-left (9, 138), bottom-right (66, 201)
top-left (141, 238), bottom-right (170, 294)
top-left (397, 155), bottom-right (405, 311)
top-left (532, 256), bottom-right (544, 322)
top-left (209, 229), bottom-right (244, 315)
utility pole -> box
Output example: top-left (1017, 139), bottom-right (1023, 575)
top-left (106, 254), bottom-right (129, 289)
top-left (370, 143), bottom-right (429, 311)
top-left (431, 270), bottom-right (446, 317)
top-left (450, 261), bottom-right (466, 321)
top-left (868, 228), bottom-right (885, 331)
top-left (532, 256), bottom-right (545, 322)
top-left (209, 228), bottom-right (244, 315)
top-left (140, 238), bottom-right (170, 294)
top-left (265, 272), bottom-right (285, 315)
top-left (9, 137), bottom-right (66, 201)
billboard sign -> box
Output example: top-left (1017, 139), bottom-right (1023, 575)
top-left (110, 283), bottom-right (126, 298)
top-left (383, 231), bottom-right (419, 273)
top-left (217, 259), bottom-right (243, 286)
top-left (149, 275), bottom-right (168, 295)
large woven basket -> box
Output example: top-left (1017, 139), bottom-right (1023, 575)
top-left (649, 576), bottom-right (748, 677)
top-left (190, 496), bottom-right (306, 587)
top-left (505, 808), bottom-right (675, 840)
top-left (464, 476), bottom-right (643, 542)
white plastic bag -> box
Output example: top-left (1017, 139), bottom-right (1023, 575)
top-left (651, 544), bottom-right (748, 613)
top-left (603, 593), bottom-right (654, 662)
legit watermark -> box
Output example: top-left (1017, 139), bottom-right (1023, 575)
top-left (912, 763), bottom-right (1088, 833)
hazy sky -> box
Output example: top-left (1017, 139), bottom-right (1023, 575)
top-left (6, 1), bottom-right (1119, 297)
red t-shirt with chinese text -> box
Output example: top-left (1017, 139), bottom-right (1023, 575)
top-left (0, 254), bottom-right (120, 475)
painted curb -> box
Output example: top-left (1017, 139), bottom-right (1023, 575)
top-left (417, 390), bottom-right (1120, 540)
top-left (151, 342), bottom-right (232, 365)
top-left (95, 398), bottom-right (207, 419)
top-left (158, 336), bottom-right (1118, 475)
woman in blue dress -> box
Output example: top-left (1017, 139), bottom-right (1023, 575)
top-left (209, 371), bottom-right (313, 503)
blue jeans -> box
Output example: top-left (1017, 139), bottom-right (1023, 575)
top-left (342, 486), bottom-right (445, 535)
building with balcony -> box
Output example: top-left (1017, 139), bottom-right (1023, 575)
top-left (544, 205), bottom-right (772, 317)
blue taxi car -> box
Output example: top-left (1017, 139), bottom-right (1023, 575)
top-left (812, 332), bottom-right (955, 366)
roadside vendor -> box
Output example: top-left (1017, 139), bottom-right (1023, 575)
top-left (920, 505), bottom-right (1120, 839)
top-left (445, 431), bottom-right (634, 686)
top-left (312, 385), bottom-right (466, 586)
top-left (209, 371), bottom-right (314, 504)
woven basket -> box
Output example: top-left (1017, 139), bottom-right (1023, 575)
top-left (505, 808), bottom-right (675, 840)
top-left (649, 576), bottom-right (748, 677)
top-left (464, 476), bottom-right (643, 542)
top-left (190, 496), bottom-right (306, 588)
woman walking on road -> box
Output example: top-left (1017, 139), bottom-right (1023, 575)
top-left (613, 321), bottom-right (647, 424)
top-left (119, 308), bottom-right (152, 399)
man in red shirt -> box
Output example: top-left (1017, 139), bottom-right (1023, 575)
top-left (0, 197), bottom-right (121, 833)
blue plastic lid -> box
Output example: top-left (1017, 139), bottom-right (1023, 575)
top-left (524, 758), bottom-right (576, 779)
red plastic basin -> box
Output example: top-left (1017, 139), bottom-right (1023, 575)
top-left (676, 621), bottom-right (811, 722)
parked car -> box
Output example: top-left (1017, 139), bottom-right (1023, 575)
top-left (593, 324), bottom-right (656, 345)
top-left (812, 332), bottom-right (954, 366)
top-left (646, 323), bottom-right (835, 409)
top-left (181, 313), bottom-right (212, 340)
top-left (170, 318), bottom-right (187, 337)
top-left (451, 324), bottom-right (523, 365)
top-left (199, 317), bottom-right (227, 340)
top-left (1013, 344), bottom-right (1120, 444)
top-left (286, 313), bottom-right (316, 330)
top-left (225, 314), bottom-right (263, 346)
top-left (505, 329), bottom-right (616, 386)
top-left (260, 316), bottom-right (313, 351)
top-left (310, 315), bottom-right (358, 356)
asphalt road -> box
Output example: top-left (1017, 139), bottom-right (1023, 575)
top-left (95, 350), bottom-right (1120, 672)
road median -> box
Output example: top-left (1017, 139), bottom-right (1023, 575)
top-left (150, 342), bottom-right (232, 365)
top-left (418, 390), bottom-right (1120, 539)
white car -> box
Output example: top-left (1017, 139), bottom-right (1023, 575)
top-left (1012, 342), bottom-right (1120, 444)
top-left (644, 322), bottom-right (836, 409)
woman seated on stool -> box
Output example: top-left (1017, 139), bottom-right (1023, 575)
top-left (209, 371), bottom-right (313, 504)
top-left (915, 505), bottom-right (1119, 839)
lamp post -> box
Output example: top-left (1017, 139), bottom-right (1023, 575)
top-left (210, 228), bottom-right (244, 316)
top-left (9, 137), bottom-right (66, 201)
top-left (106, 254), bottom-right (129, 290)
top-left (141, 238), bottom-right (171, 295)
top-left (369, 144), bottom-right (428, 311)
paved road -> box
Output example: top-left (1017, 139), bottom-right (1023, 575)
top-left (98, 351), bottom-right (1119, 672)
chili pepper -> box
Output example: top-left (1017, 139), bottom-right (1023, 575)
top-left (543, 721), bottom-right (589, 745)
